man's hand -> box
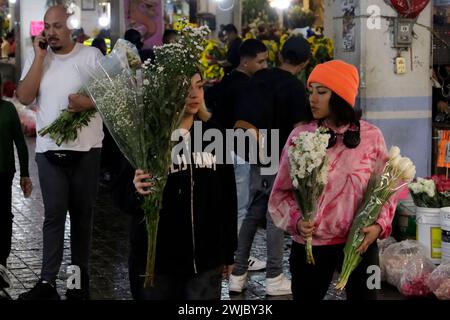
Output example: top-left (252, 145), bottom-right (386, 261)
top-left (356, 224), bottom-right (382, 254)
top-left (33, 32), bottom-right (48, 60)
top-left (222, 264), bottom-right (234, 280)
top-left (20, 177), bottom-right (33, 198)
top-left (68, 93), bottom-right (95, 113)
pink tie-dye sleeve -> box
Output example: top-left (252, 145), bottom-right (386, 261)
top-left (269, 128), bottom-right (303, 235)
top-left (373, 130), bottom-right (399, 239)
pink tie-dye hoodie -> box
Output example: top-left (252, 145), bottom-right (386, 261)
top-left (268, 120), bottom-right (397, 246)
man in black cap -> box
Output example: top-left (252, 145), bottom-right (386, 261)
top-left (229, 36), bottom-right (312, 297)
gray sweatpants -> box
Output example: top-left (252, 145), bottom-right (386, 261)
top-left (36, 149), bottom-right (101, 283)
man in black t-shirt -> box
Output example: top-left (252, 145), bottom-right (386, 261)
top-left (229, 36), bottom-right (312, 297)
top-left (208, 39), bottom-right (268, 129)
top-left (235, 35), bottom-right (313, 157)
top-left (220, 24), bottom-right (243, 76)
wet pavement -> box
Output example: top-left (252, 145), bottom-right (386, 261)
top-left (3, 137), bottom-right (403, 300)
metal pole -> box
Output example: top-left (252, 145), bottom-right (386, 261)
top-left (233, 0), bottom-right (242, 35)
top-left (14, 0), bottom-right (21, 83)
top-left (110, 0), bottom-right (121, 47)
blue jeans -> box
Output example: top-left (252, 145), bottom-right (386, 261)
top-left (232, 165), bottom-right (284, 278)
top-left (234, 158), bottom-right (250, 232)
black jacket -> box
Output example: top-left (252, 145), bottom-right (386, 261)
top-left (235, 68), bottom-right (312, 157)
top-left (112, 120), bottom-right (237, 276)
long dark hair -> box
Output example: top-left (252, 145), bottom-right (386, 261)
top-left (328, 93), bottom-right (361, 127)
top-left (325, 93), bottom-right (362, 148)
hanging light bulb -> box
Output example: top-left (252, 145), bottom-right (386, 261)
top-left (99, 15), bottom-right (110, 28)
top-left (98, 3), bottom-right (110, 28)
top-left (69, 16), bottom-right (80, 29)
top-left (7, 13), bottom-right (11, 19)
top-left (269, 0), bottom-right (292, 10)
top-left (9, 0), bottom-right (17, 4)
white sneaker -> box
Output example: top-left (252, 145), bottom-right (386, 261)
top-left (248, 256), bottom-right (266, 272)
top-left (0, 264), bottom-right (11, 289)
top-left (229, 272), bottom-right (247, 293)
top-left (266, 274), bottom-right (292, 296)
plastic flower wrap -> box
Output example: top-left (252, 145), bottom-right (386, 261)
top-left (38, 40), bottom-right (141, 146)
top-left (427, 263), bottom-right (450, 300)
top-left (288, 127), bottom-right (330, 265)
top-left (399, 255), bottom-right (435, 297)
top-left (82, 22), bottom-right (210, 287)
top-left (336, 146), bottom-right (416, 290)
top-left (378, 237), bottom-right (397, 281)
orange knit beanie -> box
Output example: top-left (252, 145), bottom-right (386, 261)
top-left (307, 60), bottom-right (360, 107)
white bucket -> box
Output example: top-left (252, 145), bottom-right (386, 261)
top-left (440, 207), bottom-right (450, 264)
top-left (416, 207), bottom-right (441, 264)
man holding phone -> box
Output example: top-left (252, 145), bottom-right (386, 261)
top-left (16, 5), bottom-right (103, 300)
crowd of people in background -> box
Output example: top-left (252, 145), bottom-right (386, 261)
top-left (1, 4), bottom-right (396, 302)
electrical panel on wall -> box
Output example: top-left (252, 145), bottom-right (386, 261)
top-left (393, 18), bottom-right (414, 48)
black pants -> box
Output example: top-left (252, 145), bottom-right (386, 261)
top-left (0, 172), bottom-right (14, 266)
top-left (128, 214), bottom-right (223, 300)
top-left (36, 149), bottom-right (101, 283)
top-left (290, 241), bottom-right (379, 301)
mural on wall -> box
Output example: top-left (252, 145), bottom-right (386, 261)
top-left (124, 0), bottom-right (163, 49)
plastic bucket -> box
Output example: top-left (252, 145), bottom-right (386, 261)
top-left (397, 200), bottom-right (416, 239)
top-left (441, 207), bottom-right (450, 264)
top-left (416, 207), bottom-right (441, 264)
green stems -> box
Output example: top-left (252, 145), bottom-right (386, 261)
top-left (142, 193), bottom-right (161, 288)
top-left (306, 237), bottom-right (315, 265)
top-left (38, 109), bottom-right (97, 146)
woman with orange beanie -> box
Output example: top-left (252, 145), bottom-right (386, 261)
top-left (268, 60), bottom-right (397, 300)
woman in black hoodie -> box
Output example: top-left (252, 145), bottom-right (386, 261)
top-left (131, 73), bottom-right (237, 300)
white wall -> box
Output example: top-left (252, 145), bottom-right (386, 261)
top-left (20, 0), bottom-right (47, 68)
top-left (330, 0), bottom-right (433, 176)
top-left (74, 0), bottom-right (100, 38)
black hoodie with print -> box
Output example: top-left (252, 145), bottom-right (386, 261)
top-left (112, 119), bottom-right (237, 276)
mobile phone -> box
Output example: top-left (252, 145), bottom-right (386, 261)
top-left (39, 31), bottom-right (48, 50)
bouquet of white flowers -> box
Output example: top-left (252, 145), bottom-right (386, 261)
top-left (288, 127), bottom-right (330, 265)
top-left (82, 22), bottom-right (210, 287)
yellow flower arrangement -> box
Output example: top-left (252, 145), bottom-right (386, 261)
top-left (173, 19), bottom-right (198, 31)
top-left (200, 39), bottom-right (226, 81)
top-left (244, 32), bottom-right (256, 40)
top-left (305, 35), bottom-right (334, 78)
top-left (280, 33), bottom-right (289, 49)
top-left (262, 39), bottom-right (279, 67)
